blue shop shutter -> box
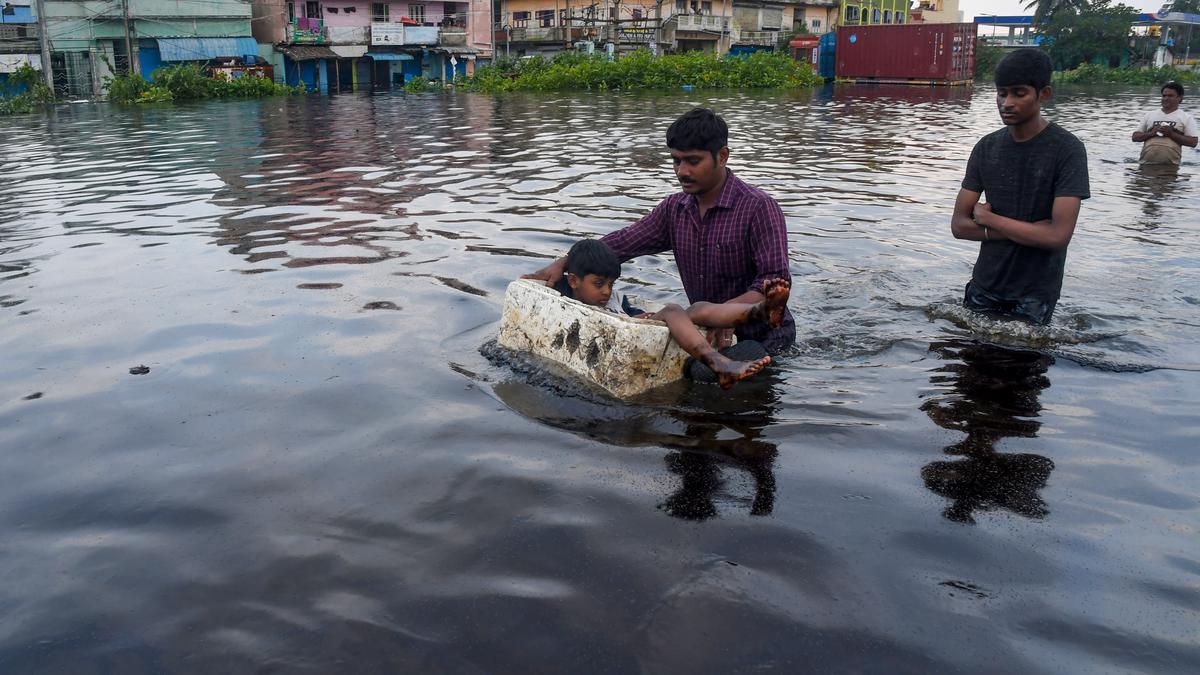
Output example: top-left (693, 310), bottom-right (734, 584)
top-left (157, 38), bottom-right (260, 62)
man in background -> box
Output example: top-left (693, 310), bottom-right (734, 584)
top-left (1132, 81), bottom-right (1198, 166)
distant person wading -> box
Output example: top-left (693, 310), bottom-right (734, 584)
top-left (1132, 81), bottom-right (1199, 167)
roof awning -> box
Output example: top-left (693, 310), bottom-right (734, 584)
top-left (437, 46), bottom-right (479, 55)
top-left (0, 53), bottom-right (40, 73)
top-left (156, 37), bottom-right (259, 62)
top-left (365, 52), bottom-right (414, 61)
top-left (278, 45), bottom-right (340, 61)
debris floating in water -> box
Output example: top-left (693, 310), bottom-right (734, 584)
top-left (129, 365), bottom-right (150, 375)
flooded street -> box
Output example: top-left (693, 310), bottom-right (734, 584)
top-left (1, 87), bottom-right (1198, 672)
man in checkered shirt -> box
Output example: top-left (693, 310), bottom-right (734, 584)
top-left (526, 108), bottom-right (795, 373)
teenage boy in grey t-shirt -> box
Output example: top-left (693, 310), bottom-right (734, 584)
top-left (950, 48), bottom-right (1090, 325)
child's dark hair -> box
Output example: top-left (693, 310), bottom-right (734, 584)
top-left (666, 108), bottom-right (728, 161)
top-left (994, 48), bottom-right (1052, 91)
top-left (1162, 81), bottom-right (1185, 98)
top-left (565, 239), bottom-right (621, 281)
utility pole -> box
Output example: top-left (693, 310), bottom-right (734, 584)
top-left (122, 0), bottom-right (137, 75)
top-left (33, 0), bottom-right (52, 89)
top-left (653, 0), bottom-right (661, 57)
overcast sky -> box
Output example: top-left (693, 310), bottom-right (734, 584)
top-left (957, 0), bottom-right (1160, 20)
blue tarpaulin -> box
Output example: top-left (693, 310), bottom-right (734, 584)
top-left (366, 52), bottom-right (414, 61)
top-left (157, 37), bottom-right (259, 62)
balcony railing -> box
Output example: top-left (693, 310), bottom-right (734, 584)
top-left (0, 21), bottom-right (39, 52)
top-left (735, 30), bottom-right (779, 46)
top-left (496, 25), bottom-right (589, 43)
top-left (287, 18), bottom-right (326, 44)
top-left (438, 30), bottom-right (468, 47)
top-left (674, 15), bottom-right (729, 32)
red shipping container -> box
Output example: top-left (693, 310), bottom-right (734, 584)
top-left (836, 23), bottom-right (977, 85)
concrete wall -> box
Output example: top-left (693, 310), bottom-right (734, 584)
top-left (252, 0), bottom-right (287, 43)
top-left (798, 5), bottom-right (836, 32)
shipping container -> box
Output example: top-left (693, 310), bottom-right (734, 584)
top-left (836, 23), bottom-right (977, 85)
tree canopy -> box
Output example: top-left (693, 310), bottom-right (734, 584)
top-left (1036, 0), bottom-right (1140, 69)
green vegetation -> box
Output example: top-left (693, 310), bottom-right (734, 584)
top-left (975, 39), bottom-right (1005, 80)
top-left (1038, 0), bottom-right (1139, 69)
top-left (1054, 63), bottom-right (1200, 85)
top-left (462, 50), bottom-right (823, 94)
top-left (0, 63), bottom-right (53, 116)
top-left (106, 63), bottom-right (304, 105)
top-left (402, 76), bottom-right (444, 93)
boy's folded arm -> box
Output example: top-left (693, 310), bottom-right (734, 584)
top-left (980, 196), bottom-right (1080, 250)
top-left (950, 189), bottom-right (989, 241)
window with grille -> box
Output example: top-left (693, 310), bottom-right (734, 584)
top-left (409, 4), bottom-right (425, 24)
top-left (305, 1), bottom-right (319, 18)
top-left (536, 9), bottom-right (553, 27)
top-left (372, 2), bottom-right (388, 21)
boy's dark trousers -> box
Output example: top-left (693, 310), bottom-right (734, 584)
top-left (963, 281), bottom-right (1055, 326)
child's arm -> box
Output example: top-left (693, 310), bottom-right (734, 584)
top-left (973, 197), bottom-right (1080, 250)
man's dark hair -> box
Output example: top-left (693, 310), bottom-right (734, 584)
top-left (666, 107), bottom-right (728, 161)
top-left (1162, 81), bottom-right (1184, 98)
top-left (994, 48), bottom-right (1053, 91)
top-left (564, 239), bottom-right (621, 281)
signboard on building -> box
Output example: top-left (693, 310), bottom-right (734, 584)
top-left (372, 23), bottom-right (404, 45)
top-left (617, 26), bottom-right (654, 43)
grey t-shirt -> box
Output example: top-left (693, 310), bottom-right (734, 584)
top-left (961, 123), bottom-right (1090, 303)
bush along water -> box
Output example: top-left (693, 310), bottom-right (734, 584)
top-left (1054, 64), bottom-right (1200, 86)
top-left (402, 76), bottom-right (444, 93)
top-left (0, 63), bottom-right (54, 116)
top-left (462, 50), bottom-right (823, 93)
top-left (106, 63), bottom-right (304, 104)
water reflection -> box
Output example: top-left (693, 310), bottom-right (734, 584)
top-left (920, 340), bottom-right (1056, 524)
top-left (1123, 164), bottom-right (1186, 229)
top-left (489, 357), bottom-right (780, 521)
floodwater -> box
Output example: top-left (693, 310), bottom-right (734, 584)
top-left (1, 85), bottom-right (1198, 673)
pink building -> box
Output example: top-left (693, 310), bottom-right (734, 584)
top-left (254, 0), bottom-right (493, 90)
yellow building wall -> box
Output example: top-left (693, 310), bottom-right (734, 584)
top-left (799, 5), bottom-right (838, 32)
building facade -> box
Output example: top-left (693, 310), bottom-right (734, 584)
top-left (42, 0), bottom-right (257, 97)
top-left (1, 1), bottom-right (42, 94)
top-left (492, 0), bottom-right (847, 58)
top-left (253, 0), bottom-right (493, 91)
top-left (838, 0), bottom-right (909, 26)
top-left (910, 0), bottom-right (961, 24)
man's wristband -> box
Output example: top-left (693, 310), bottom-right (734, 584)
top-left (983, 225), bottom-right (989, 241)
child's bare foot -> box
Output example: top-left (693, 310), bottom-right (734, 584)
top-left (710, 354), bottom-right (772, 390)
top-left (746, 279), bottom-right (791, 328)
top-left (763, 279), bottom-right (790, 328)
